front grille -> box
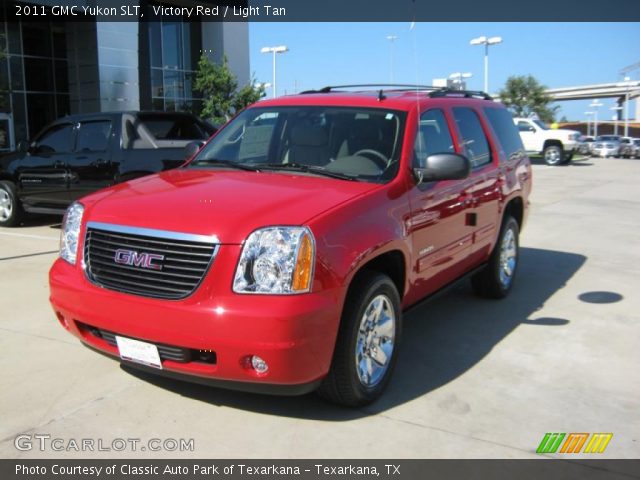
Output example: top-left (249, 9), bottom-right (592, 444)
top-left (84, 222), bottom-right (218, 300)
top-left (79, 322), bottom-right (216, 364)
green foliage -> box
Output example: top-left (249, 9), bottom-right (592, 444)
top-left (194, 55), bottom-right (265, 126)
top-left (498, 75), bottom-right (559, 124)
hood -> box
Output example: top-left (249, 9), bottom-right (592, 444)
top-left (82, 168), bottom-right (378, 244)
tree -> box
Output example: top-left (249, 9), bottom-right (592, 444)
top-left (497, 75), bottom-right (559, 124)
top-left (193, 54), bottom-right (265, 126)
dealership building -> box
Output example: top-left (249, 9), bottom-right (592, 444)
top-left (0, 0), bottom-right (249, 150)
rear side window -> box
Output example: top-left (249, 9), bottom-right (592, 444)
top-left (484, 108), bottom-right (525, 162)
top-left (138, 114), bottom-right (209, 140)
top-left (35, 124), bottom-right (74, 154)
top-left (452, 107), bottom-right (492, 168)
top-left (76, 121), bottom-right (112, 152)
top-left (413, 109), bottom-right (455, 168)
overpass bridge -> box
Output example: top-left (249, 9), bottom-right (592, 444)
top-left (545, 81), bottom-right (640, 120)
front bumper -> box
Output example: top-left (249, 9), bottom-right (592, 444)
top-left (592, 147), bottom-right (620, 157)
top-left (49, 255), bottom-right (343, 393)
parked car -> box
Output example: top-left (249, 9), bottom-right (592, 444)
top-left (49, 86), bottom-right (532, 406)
top-left (592, 135), bottom-right (622, 158)
top-left (0, 111), bottom-right (215, 227)
top-left (578, 135), bottom-right (595, 156)
top-left (619, 137), bottom-right (639, 158)
top-left (514, 117), bottom-right (581, 165)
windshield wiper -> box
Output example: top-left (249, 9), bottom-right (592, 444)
top-left (190, 159), bottom-right (259, 172)
top-left (259, 163), bottom-right (358, 181)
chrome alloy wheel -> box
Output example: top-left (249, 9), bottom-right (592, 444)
top-left (355, 294), bottom-right (396, 388)
top-left (499, 227), bottom-right (517, 288)
top-left (544, 147), bottom-right (562, 165)
top-left (0, 188), bottom-right (12, 221)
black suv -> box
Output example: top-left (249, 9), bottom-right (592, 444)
top-left (0, 111), bottom-right (215, 226)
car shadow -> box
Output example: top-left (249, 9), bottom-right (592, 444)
top-left (528, 157), bottom-right (593, 167)
top-left (122, 247), bottom-right (586, 420)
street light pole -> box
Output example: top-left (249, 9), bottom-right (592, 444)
top-left (584, 111), bottom-right (594, 137)
top-left (260, 45), bottom-right (289, 98)
top-left (470, 36), bottom-right (502, 93)
top-left (589, 101), bottom-right (603, 138)
top-left (611, 106), bottom-right (623, 136)
top-left (386, 35), bottom-right (398, 83)
top-left (624, 76), bottom-right (630, 138)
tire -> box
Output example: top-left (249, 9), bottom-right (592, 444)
top-left (0, 181), bottom-right (24, 227)
top-left (318, 272), bottom-right (402, 407)
top-left (543, 145), bottom-right (564, 166)
top-left (471, 216), bottom-right (520, 299)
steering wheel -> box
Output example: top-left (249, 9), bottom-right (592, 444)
top-left (352, 149), bottom-right (388, 169)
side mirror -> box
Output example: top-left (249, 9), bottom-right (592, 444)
top-left (184, 141), bottom-right (204, 160)
top-left (17, 140), bottom-right (29, 153)
top-left (527, 126), bottom-right (536, 132)
top-left (413, 153), bottom-right (471, 184)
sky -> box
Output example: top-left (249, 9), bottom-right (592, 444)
top-left (249, 22), bottom-right (640, 122)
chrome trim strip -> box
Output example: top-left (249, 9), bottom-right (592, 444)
top-left (86, 222), bottom-right (220, 244)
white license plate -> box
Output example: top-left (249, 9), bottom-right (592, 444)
top-left (116, 336), bottom-right (162, 370)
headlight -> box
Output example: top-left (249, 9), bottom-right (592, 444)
top-left (233, 226), bottom-right (315, 294)
top-left (569, 133), bottom-right (580, 141)
top-left (60, 202), bottom-right (84, 265)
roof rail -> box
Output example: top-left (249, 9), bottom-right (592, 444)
top-left (299, 84), bottom-right (440, 94)
top-left (428, 88), bottom-right (493, 100)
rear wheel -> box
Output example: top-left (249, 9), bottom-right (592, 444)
top-left (472, 216), bottom-right (519, 299)
top-left (543, 145), bottom-right (564, 166)
top-left (318, 273), bottom-right (401, 406)
top-left (0, 181), bottom-right (23, 227)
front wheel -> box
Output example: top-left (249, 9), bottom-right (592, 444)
top-left (318, 273), bottom-right (401, 406)
top-left (0, 181), bottom-right (24, 227)
top-left (472, 216), bottom-right (520, 299)
top-left (543, 145), bottom-right (564, 166)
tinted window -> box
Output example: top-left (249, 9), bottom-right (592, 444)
top-left (453, 108), bottom-right (492, 168)
top-left (414, 109), bottom-right (454, 168)
top-left (35, 124), bottom-right (74, 153)
top-left (76, 121), bottom-right (112, 152)
top-left (484, 108), bottom-right (525, 162)
top-left (517, 121), bottom-right (533, 132)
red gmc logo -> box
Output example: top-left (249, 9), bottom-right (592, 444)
top-left (114, 249), bottom-right (164, 270)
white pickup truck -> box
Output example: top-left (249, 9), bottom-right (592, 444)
top-left (514, 118), bottom-right (581, 166)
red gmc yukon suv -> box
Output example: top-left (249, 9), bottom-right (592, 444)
top-left (49, 86), bottom-right (531, 406)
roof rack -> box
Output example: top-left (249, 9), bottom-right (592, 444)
top-left (428, 88), bottom-right (493, 100)
top-left (299, 85), bottom-right (493, 101)
top-left (299, 84), bottom-right (440, 94)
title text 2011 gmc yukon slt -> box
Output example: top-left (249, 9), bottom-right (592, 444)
top-left (49, 87), bottom-right (531, 406)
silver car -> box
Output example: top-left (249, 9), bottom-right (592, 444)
top-left (592, 135), bottom-right (621, 158)
top-left (620, 138), bottom-right (639, 158)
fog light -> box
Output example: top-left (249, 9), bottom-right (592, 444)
top-left (251, 355), bottom-right (269, 374)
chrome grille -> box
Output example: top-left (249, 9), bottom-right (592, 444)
top-left (84, 222), bottom-right (218, 299)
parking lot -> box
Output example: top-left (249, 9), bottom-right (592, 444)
top-left (1, 156), bottom-right (638, 459)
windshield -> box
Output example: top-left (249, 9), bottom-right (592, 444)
top-left (596, 135), bottom-right (620, 142)
top-left (533, 119), bottom-right (549, 130)
top-left (188, 106), bottom-right (407, 183)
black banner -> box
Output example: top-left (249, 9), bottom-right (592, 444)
top-left (1, 0), bottom-right (639, 22)
top-left (3, 460), bottom-right (640, 480)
